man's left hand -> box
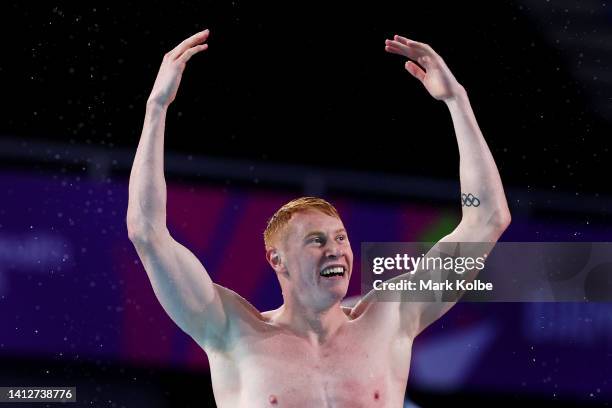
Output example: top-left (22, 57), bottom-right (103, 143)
top-left (385, 35), bottom-right (464, 101)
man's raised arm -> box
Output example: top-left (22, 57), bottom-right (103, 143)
top-left (383, 35), bottom-right (511, 336)
top-left (126, 30), bottom-right (230, 350)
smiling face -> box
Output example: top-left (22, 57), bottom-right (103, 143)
top-left (270, 209), bottom-right (354, 311)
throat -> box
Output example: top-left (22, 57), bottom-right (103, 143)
top-left (274, 303), bottom-right (349, 344)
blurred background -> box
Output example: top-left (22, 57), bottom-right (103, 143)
top-left (1, 0), bottom-right (611, 406)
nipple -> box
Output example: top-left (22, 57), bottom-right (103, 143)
top-left (269, 394), bottom-right (278, 405)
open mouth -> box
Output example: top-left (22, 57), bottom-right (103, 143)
top-left (320, 265), bottom-right (346, 278)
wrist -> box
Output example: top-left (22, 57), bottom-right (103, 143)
top-left (444, 84), bottom-right (468, 106)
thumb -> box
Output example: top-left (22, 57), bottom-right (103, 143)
top-left (405, 61), bottom-right (426, 82)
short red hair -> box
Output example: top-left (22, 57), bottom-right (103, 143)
top-left (264, 197), bottom-right (340, 249)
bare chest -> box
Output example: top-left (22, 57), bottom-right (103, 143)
top-left (209, 326), bottom-right (412, 408)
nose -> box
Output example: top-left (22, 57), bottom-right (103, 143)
top-left (324, 241), bottom-right (344, 258)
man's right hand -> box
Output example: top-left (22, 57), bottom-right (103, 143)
top-left (147, 29), bottom-right (210, 108)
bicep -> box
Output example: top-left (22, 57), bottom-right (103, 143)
top-left (400, 220), bottom-right (505, 337)
top-left (131, 231), bottom-right (229, 348)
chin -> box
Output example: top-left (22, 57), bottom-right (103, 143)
top-left (327, 286), bottom-right (349, 303)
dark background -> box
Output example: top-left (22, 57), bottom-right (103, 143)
top-left (1, 1), bottom-right (611, 407)
top-left (2, 1), bottom-right (610, 196)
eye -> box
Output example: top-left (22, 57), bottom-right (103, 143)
top-left (310, 236), bottom-right (324, 245)
top-left (337, 235), bottom-right (347, 242)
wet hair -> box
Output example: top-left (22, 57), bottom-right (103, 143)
top-left (264, 197), bottom-right (340, 249)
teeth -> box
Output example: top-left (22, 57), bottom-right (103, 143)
top-left (320, 266), bottom-right (345, 276)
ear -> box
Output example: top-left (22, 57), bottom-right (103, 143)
top-left (266, 248), bottom-right (284, 272)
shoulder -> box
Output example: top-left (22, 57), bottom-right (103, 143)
top-left (215, 284), bottom-right (263, 318)
top-left (194, 286), bottom-right (283, 353)
top-left (346, 294), bottom-right (404, 334)
top-left (260, 307), bottom-right (282, 323)
top-left (341, 306), bottom-right (353, 318)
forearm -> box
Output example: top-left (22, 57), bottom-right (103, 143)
top-left (127, 101), bottom-right (170, 239)
top-left (445, 88), bottom-right (510, 228)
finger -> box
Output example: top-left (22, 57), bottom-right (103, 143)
top-left (170, 29), bottom-right (210, 59)
top-left (385, 39), bottom-right (424, 59)
top-left (178, 43), bottom-right (208, 63)
top-left (395, 35), bottom-right (436, 56)
top-left (405, 61), bottom-right (426, 82)
top-left (394, 35), bottom-right (414, 46)
top-left (384, 44), bottom-right (405, 56)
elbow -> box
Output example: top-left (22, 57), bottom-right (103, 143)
top-left (126, 213), bottom-right (166, 245)
top-left (127, 219), bottom-right (147, 244)
top-left (126, 209), bottom-right (143, 241)
top-left (493, 209), bottom-right (511, 231)
top-left (487, 209), bottom-right (511, 239)
top-left (127, 224), bottom-right (145, 244)
top-left (463, 208), bottom-right (511, 231)
top-left (462, 209), bottom-right (511, 241)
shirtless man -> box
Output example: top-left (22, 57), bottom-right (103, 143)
top-left (127, 29), bottom-right (511, 407)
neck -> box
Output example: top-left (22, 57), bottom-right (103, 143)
top-left (274, 299), bottom-right (348, 344)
